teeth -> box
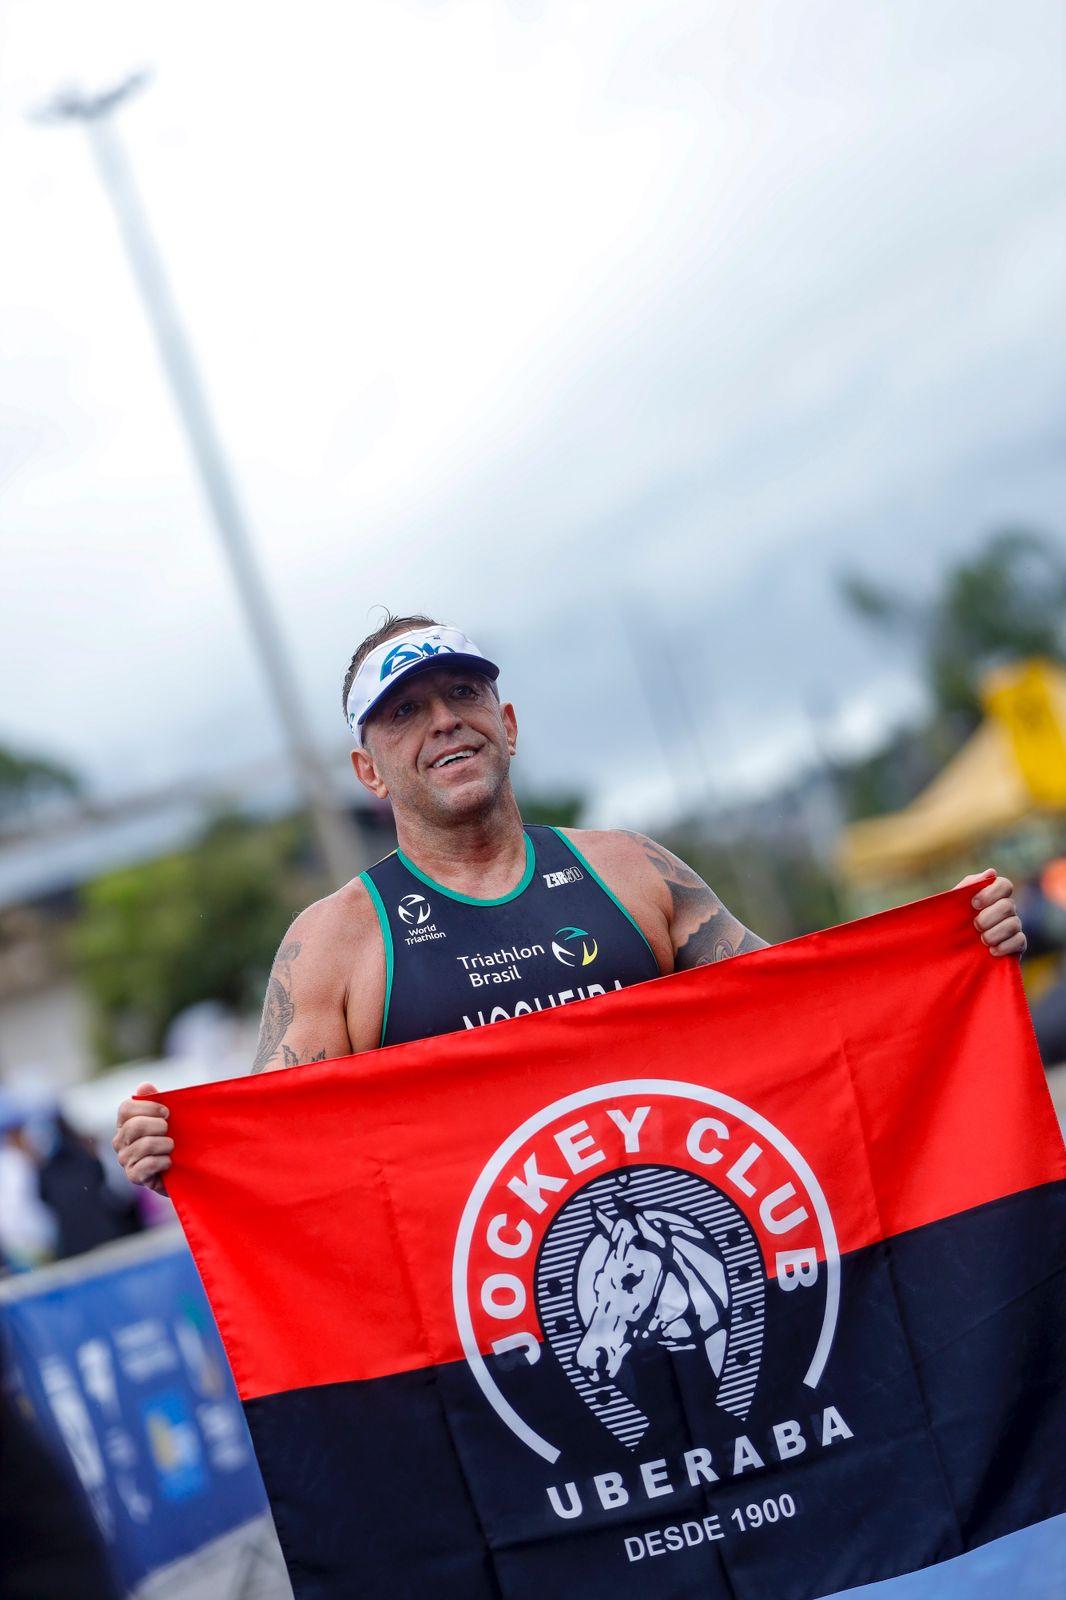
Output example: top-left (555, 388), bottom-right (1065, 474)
top-left (433, 750), bottom-right (475, 769)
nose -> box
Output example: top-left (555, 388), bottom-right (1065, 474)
top-left (426, 693), bottom-right (462, 734)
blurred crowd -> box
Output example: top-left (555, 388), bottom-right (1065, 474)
top-left (0, 1089), bottom-right (146, 1276)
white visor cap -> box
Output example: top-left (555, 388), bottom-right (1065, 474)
top-left (346, 625), bottom-right (500, 746)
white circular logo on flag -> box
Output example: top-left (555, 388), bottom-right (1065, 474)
top-left (453, 1079), bottom-right (839, 1465)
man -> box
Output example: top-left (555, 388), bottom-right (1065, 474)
top-left (114, 613), bottom-right (1027, 1189)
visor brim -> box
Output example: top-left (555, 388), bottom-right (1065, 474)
top-left (357, 652), bottom-right (501, 728)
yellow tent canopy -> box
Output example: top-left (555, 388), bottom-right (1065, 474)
top-left (839, 659), bottom-right (1066, 883)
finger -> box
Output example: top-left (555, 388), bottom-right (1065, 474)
top-left (145, 1174), bottom-right (169, 1197)
top-left (129, 1163), bottom-right (171, 1190)
top-left (128, 1153), bottom-right (172, 1185)
top-left (975, 900), bottom-right (1017, 931)
top-left (131, 1082), bottom-right (168, 1115)
top-left (990, 930), bottom-right (1027, 956)
top-left (972, 875), bottom-right (1013, 911)
top-left (983, 916), bottom-right (1023, 947)
top-left (115, 1115), bottom-right (169, 1149)
top-left (118, 1096), bottom-right (169, 1125)
top-left (118, 1138), bottom-right (174, 1172)
top-left (122, 1135), bottom-right (174, 1161)
top-left (955, 869), bottom-right (995, 890)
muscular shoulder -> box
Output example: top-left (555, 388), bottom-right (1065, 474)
top-left (556, 828), bottom-right (673, 970)
top-left (559, 828), bottom-right (666, 900)
top-left (250, 877), bottom-right (385, 1072)
top-left (279, 876), bottom-right (380, 988)
top-left (558, 828), bottom-right (767, 971)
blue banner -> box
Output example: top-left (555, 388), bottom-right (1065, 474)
top-left (0, 1229), bottom-right (268, 1594)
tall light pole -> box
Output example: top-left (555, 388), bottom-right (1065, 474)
top-left (615, 593), bottom-right (793, 937)
top-left (36, 73), bottom-right (363, 886)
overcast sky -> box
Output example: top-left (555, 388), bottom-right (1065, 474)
top-left (2, 0), bottom-right (1064, 826)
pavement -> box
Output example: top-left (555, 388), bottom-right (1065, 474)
top-left (134, 1515), bottom-right (292, 1600)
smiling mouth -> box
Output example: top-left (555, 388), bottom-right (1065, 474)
top-left (429, 747), bottom-right (481, 771)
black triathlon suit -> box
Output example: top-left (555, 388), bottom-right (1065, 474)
top-left (360, 824), bottom-right (661, 1047)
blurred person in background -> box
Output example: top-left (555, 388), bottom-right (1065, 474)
top-left (35, 1108), bottom-right (144, 1260)
top-left (113, 614), bottom-right (1028, 1191)
top-left (1020, 856), bottom-right (1066, 1066)
top-left (1, 1088), bottom-right (142, 1266)
top-left (0, 1090), bottom-right (56, 1271)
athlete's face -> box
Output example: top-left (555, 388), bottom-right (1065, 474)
top-left (351, 667), bottom-right (518, 825)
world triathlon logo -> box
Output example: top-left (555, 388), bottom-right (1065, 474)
top-left (551, 926), bottom-right (599, 967)
top-left (397, 893), bottom-right (432, 927)
top-left (379, 639), bottom-right (456, 681)
top-left (453, 1081), bottom-right (842, 1493)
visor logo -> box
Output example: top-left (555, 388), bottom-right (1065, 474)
top-left (379, 639), bottom-right (455, 681)
top-left (552, 926), bottom-right (598, 967)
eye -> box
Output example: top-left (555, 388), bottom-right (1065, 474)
top-left (392, 699), bottom-right (418, 719)
top-left (451, 682), bottom-right (477, 699)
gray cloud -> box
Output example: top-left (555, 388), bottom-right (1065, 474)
top-left (1, 0), bottom-right (1063, 827)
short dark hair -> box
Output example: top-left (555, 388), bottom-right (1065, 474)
top-left (342, 611), bottom-right (439, 716)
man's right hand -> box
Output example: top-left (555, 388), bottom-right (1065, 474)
top-left (113, 1082), bottom-right (172, 1195)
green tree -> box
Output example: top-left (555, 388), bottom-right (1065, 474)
top-left (518, 791), bottom-right (586, 828)
top-left (0, 745), bottom-right (82, 822)
top-left (841, 529), bottom-right (1066, 726)
top-left (72, 812), bottom-right (304, 1067)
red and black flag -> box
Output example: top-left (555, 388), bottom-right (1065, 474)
top-left (162, 884), bottom-right (1066, 1599)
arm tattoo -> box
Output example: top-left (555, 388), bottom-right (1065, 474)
top-left (282, 1045), bottom-right (327, 1068)
top-left (638, 838), bottom-right (768, 970)
top-left (250, 940), bottom-right (301, 1073)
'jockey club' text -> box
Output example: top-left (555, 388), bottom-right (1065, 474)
top-left (475, 1101), bottom-right (822, 1350)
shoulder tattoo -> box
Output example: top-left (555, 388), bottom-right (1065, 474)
top-left (633, 835), bottom-right (768, 970)
top-left (250, 939), bottom-right (321, 1074)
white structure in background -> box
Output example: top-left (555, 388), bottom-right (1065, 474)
top-left (62, 1031), bottom-right (258, 1149)
top-left (0, 758), bottom-right (392, 1092)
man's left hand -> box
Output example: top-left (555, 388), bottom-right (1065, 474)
top-left (955, 870), bottom-right (1027, 957)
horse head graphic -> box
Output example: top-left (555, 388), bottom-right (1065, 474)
top-left (533, 1167), bottom-right (765, 1450)
top-left (574, 1195), bottom-right (730, 1385)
